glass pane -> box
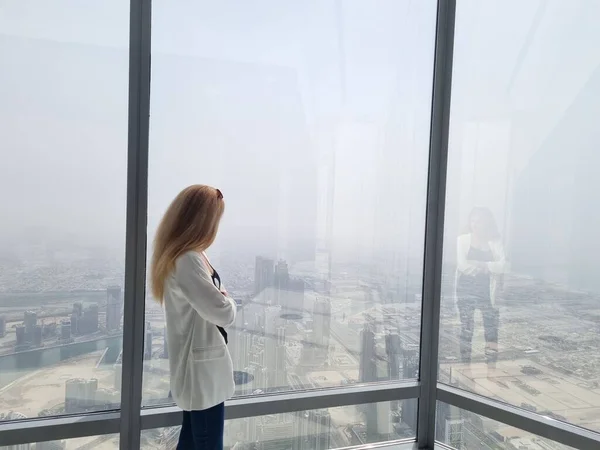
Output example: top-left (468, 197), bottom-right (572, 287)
top-left (143, 0), bottom-right (436, 405)
top-left (0, 1), bottom-right (128, 419)
top-left (438, 0), bottom-right (600, 434)
top-left (436, 402), bottom-right (576, 450)
top-left (2, 434), bottom-right (120, 450)
top-left (141, 400), bottom-right (416, 449)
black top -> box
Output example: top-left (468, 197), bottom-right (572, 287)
top-left (457, 246), bottom-right (494, 301)
top-left (207, 262), bottom-right (228, 345)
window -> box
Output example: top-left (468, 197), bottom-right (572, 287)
top-left (438, 0), bottom-right (600, 435)
top-left (142, 0), bottom-right (436, 405)
top-left (1, 1), bottom-right (600, 449)
top-left (436, 402), bottom-right (576, 450)
top-left (141, 400), bottom-right (416, 449)
top-left (0, 0), bottom-right (129, 421)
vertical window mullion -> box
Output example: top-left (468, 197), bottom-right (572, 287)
top-left (417, 0), bottom-right (457, 448)
top-left (120, 0), bottom-right (152, 447)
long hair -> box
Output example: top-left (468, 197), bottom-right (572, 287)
top-left (467, 206), bottom-right (500, 241)
top-left (151, 185), bottom-right (224, 303)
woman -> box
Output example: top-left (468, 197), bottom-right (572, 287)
top-left (456, 207), bottom-right (506, 368)
top-left (151, 184), bottom-right (236, 450)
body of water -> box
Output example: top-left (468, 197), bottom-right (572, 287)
top-left (0, 335), bottom-right (122, 389)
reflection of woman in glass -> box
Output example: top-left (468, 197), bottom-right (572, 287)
top-left (151, 185), bottom-right (236, 450)
top-left (456, 207), bottom-right (506, 368)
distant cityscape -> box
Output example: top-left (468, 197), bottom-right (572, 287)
top-left (0, 247), bottom-right (598, 450)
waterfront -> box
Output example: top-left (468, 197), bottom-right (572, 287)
top-left (0, 335), bottom-right (122, 389)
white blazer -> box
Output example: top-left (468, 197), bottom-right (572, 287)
top-left (163, 251), bottom-right (237, 411)
top-left (455, 234), bottom-right (507, 306)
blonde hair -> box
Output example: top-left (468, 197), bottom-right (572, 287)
top-left (151, 184), bottom-right (224, 303)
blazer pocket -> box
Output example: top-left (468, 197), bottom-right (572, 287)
top-left (192, 345), bottom-right (226, 361)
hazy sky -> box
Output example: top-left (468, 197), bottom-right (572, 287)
top-left (2, 1), bottom-right (600, 286)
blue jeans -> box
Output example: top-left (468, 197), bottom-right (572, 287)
top-left (177, 402), bottom-right (225, 450)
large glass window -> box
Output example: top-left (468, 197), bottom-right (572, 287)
top-left (141, 400), bottom-right (416, 449)
top-left (142, 0), bottom-right (436, 405)
top-left (439, 0), bottom-right (600, 435)
top-left (0, 0), bottom-right (128, 421)
top-left (436, 402), bottom-right (576, 450)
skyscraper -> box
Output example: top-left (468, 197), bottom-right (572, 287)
top-left (274, 260), bottom-right (290, 291)
top-left (60, 320), bottom-right (71, 341)
top-left (145, 321), bottom-right (153, 360)
top-left (294, 409), bottom-right (332, 450)
top-left (33, 325), bottom-right (43, 347)
top-left (385, 332), bottom-right (402, 381)
top-left (0, 315), bottom-right (6, 338)
top-left (385, 331), bottom-right (402, 412)
top-left (24, 310), bottom-right (37, 343)
top-left (106, 286), bottom-right (122, 332)
top-left (359, 322), bottom-right (377, 383)
top-left (401, 342), bottom-right (419, 431)
top-left (15, 325), bottom-right (26, 348)
top-left (312, 297), bottom-right (331, 350)
top-left (162, 326), bottom-right (168, 359)
top-left (77, 304), bottom-right (99, 335)
top-left (359, 321), bottom-right (381, 436)
top-left (254, 256), bottom-right (275, 297)
top-left (311, 409), bottom-right (332, 450)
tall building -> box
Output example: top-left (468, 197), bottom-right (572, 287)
top-left (359, 321), bottom-right (393, 437)
top-left (274, 260), bottom-right (290, 291)
top-left (311, 297), bottom-right (331, 352)
top-left (311, 409), bottom-right (331, 450)
top-left (70, 315), bottom-right (78, 335)
top-left (254, 256), bottom-right (274, 296)
top-left (360, 321), bottom-right (379, 436)
top-left (145, 321), bottom-right (153, 360)
top-left (0, 315), bottom-right (6, 338)
top-left (268, 326), bottom-right (287, 389)
top-left (385, 331), bottom-right (402, 412)
top-left (72, 302), bottom-right (83, 317)
top-left (162, 326), bottom-right (168, 359)
top-left (65, 378), bottom-right (85, 413)
top-left (359, 322), bottom-right (377, 383)
top-left (71, 302), bottom-right (83, 335)
top-left (33, 325), bottom-right (43, 347)
top-left (15, 325), bottom-right (26, 348)
top-left (234, 327), bottom-right (252, 373)
top-left (435, 401), bottom-right (463, 449)
top-left (60, 320), bottom-right (71, 341)
top-left (262, 306), bottom-right (283, 389)
top-left (65, 378), bottom-right (99, 413)
top-left (106, 286), bottom-right (122, 332)
top-left (114, 363), bottom-right (123, 391)
top-left (401, 343), bottom-right (419, 431)
top-left (256, 414), bottom-right (295, 450)
top-left (76, 304), bottom-right (99, 335)
top-left (24, 310), bottom-right (37, 343)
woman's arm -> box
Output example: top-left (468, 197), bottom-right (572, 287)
top-left (176, 252), bottom-right (237, 328)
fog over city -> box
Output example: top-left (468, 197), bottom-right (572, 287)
top-left (1, 1), bottom-right (599, 449)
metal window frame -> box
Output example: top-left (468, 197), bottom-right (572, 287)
top-left (118, 0), bottom-right (152, 447)
top-left (437, 384), bottom-right (600, 450)
top-left (417, 0), bottom-right (456, 448)
top-left (3, 1), bottom-right (600, 450)
top-left (141, 382), bottom-right (420, 430)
